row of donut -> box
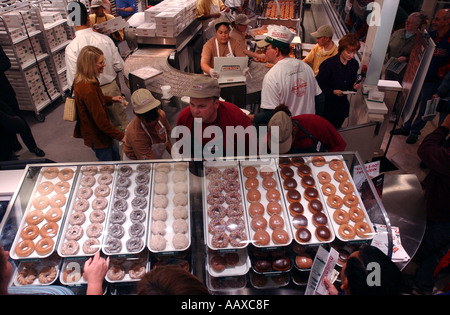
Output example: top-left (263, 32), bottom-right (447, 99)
top-left (13, 167), bottom-right (76, 259)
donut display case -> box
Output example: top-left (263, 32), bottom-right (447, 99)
top-left (14, 255), bottom-right (61, 286)
top-left (105, 252), bottom-right (150, 283)
top-left (206, 248), bottom-right (250, 277)
top-left (59, 257), bottom-right (89, 286)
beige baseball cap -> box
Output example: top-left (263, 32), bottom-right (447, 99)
top-left (311, 24), bottom-right (334, 38)
top-left (131, 88), bottom-right (160, 114)
top-left (235, 14), bottom-right (250, 25)
top-left (256, 25), bottom-right (295, 50)
top-left (90, 0), bottom-right (104, 8)
top-left (184, 76), bottom-right (220, 99)
top-left (268, 111), bottom-right (293, 154)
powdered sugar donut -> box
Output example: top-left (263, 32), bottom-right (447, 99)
top-left (173, 193), bottom-right (188, 206)
top-left (153, 195), bottom-right (168, 208)
top-left (172, 171), bottom-right (187, 183)
top-left (174, 206), bottom-right (188, 219)
top-left (154, 183), bottom-right (168, 195)
top-left (172, 219), bottom-right (188, 234)
top-left (152, 208), bottom-right (167, 221)
top-left (150, 235), bottom-right (166, 251)
top-left (154, 172), bottom-right (168, 184)
top-left (151, 220), bottom-right (166, 235)
top-left (172, 233), bottom-right (189, 249)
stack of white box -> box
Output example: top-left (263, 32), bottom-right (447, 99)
top-left (13, 37), bottom-right (43, 67)
top-left (40, 11), bottom-right (63, 24)
top-left (141, 0), bottom-right (197, 38)
top-left (3, 10), bottom-right (37, 35)
top-left (45, 29), bottom-right (57, 50)
top-left (53, 50), bottom-right (65, 71)
top-left (53, 24), bottom-right (69, 46)
top-left (20, 61), bottom-right (58, 105)
top-left (93, 17), bottom-right (128, 35)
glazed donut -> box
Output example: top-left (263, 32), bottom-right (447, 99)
top-left (343, 194), bottom-right (359, 208)
top-left (272, 228), bottom-right (289, 245)
top-left (338, 224), bottom-right (356, 240)
top-left (223, 180), bottom-right (240, 193)
top-left (129, 222), bottom-right (145, 237)
top-left (110, 211), bottom-right (126, 225)
top-left (107, 265), bottom-right (125, 281)
top-left (253, 229), bottom-right (270, 246)
top-left (267, 201), bottom-right (282, 216)
top-left (73, 199), bottom-right (89, 212)
top-left (339, 181), bottom-right (354, 195)
top-left (38, 266), bottom-right (57, 284)
top-left (49, 194), bottom-right (66, 208)
top-left (266, 188), bottom-right (281, 202)
top-left (130, 209), bottom-right (146, 223)
top-left (54, 181), bottom-right (70, 194)
top-left (355, 221), bottom-right (371, 238)
top-left (295, 253), bottom-right (313, 269)
top-left (65, 225), bottom-right (83, 241)
top-left (109, 224), bottom-right (125, 239)
top-left (35, 237), bottom-right (54, 256)
top-left (40, 222), bottom-right (59, 238)
top-left (246, 189), bottom-right (261, 203)
top-left (58, 168), bottom-right (74, 181)
top-left (262, 177), bottom-right (277, 190)
top-left (249, 202), bottom-right (265, 217)
top-left (333, 209), bottom-right (350, 225)
top-left (245, 178), bottom-right (259, 190)
top-left (269, 214), bottom-right (284, 230)
top-left (89, 210), bottom-right (106, 223)
top-left (61, 240), bottom-right (79, 255)
top-left (311, 156), bottom-right (326, 167)
top-left (77, 186), bottom-right (93, 199)
top-left (329, 159), bottom-right (344, 170)
top-left (115, 186), bottom-right (130, 200)
top-left (333, 170), bottom-right (349, 182)
top-left (317, 171), bottom-right (332, 184)
top-left (82, 238), bottom-right (100, 254)
top-left (26, 210), bottom-right (44, 225)
top-left (327, 194), bottom-right (343, 209)
top-left (33, 196), bottom-right (49, 210)
top-left (116, 176), bottom-right (131, 187)
top-left (227, 204), bottom-right (243, 217)
top-left (100, 165), bottom-right (115, 174)
top-left (243, 166), bottom-right (257, 178)
top-left (80, 175), bottom-right (96, 187)
top-left (69, 211), bottom-right (86, 225)
top-left (98, 173), bottom-right (113, 185)
top-left (259, 165), bottom-right (274, 177)
top-left (95, 185), bottom-right (110, 198)
top-left (321, 183), bottom-right (336, 196)
top-left (211, 233), bottom-right (230, 248)
top-left (229, 230), bottom-right (247, 247)
top-left (42, 167), bottom-right (59, 179)
top-left (208, 218), bottom-right (226, 235)
top-left (129, 264), bottom-right (146, 279)
top-left (15, 240), bottom-right (35, 257)
top-left (223, 167), bottom-right (238, 181)
top-left (136, 173), bottom-right (150, 185)
top-left (86, 223), bottom-right (103, 238)
top-left (37, 181), bottom-right (54, 195)
top-left (226, 217), bottom-right (245, 232)
top-left (92, 197), bottom-right (108, 210)
top-left (251, 215), bottom-right (267, 231)
top-left (118, 165), bottom-right (133, 177)
top-left (21, 225), bottom-right (39, 240)
top-left (349, 206), bottom-right (365, 222)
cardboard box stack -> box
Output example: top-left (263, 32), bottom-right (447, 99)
top-left (9, 36), bottom-right (44, 68)
top-left (21, 61), bottom-right (59, 105)
top-left (93, 17), bottom-right (128, 35)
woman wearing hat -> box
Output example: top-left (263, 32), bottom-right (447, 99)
top-left (73, 45), bottom-right (125, 161)
top-left (201, 17), bottom-right (246, 79)
top-left (230, 14), bottom-right (266, 60)
top-left (123, 89), bottom-right (172, 160)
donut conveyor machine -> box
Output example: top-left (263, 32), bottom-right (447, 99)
top-left (0, 152), bottom-right (392, 293)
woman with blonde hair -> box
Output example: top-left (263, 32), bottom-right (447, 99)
top-left (73, 45), bottom-right (125, 161)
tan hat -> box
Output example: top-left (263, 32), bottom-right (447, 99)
top-left (90, 0), bottom-right (104, 8)
top-left (256, 25), bottom-right (295, 50)
top-left (268, 111), bottom-right (293, 154)
top-left (214, 16), bottom-right (230, 28)
top-left (235, 14), bottom-right (250, 25)
top-left (311, 24), bottom-right (334, 38)
top-left (131, 88), bottom-right (160, 114)
top-left (184, 76), bottom-right (220, 99)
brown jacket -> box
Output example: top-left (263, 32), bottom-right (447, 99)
top-left (73, 81), bottom-right (124, 149)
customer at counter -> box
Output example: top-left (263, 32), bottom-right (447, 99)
top-left (175, 76), bottom-right (254, 158)
top-left (230, 14), bottom-right (266, 60)
top-left (316, 33), bottom-right (361, 129)
top-left (267, 105), bottom-right (347, 154)
top-left (73, 45), bottom-right (125, 161)
top-left (201, 17), bottom-right (246, 79)
top-left (197, 0), bottom-right (230, 41)
top-left (303, 24), bottom-right (338, 76)
top-left (123, 89), bottom-right (172, 160)
top-left (249, 25), bottom-right (323, 125)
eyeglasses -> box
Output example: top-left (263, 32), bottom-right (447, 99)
top-left (96, 60), bottom-right (106, 66)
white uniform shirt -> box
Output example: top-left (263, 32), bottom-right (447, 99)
top-left (261, 57), bottom-right (322, 116)
top-left (65, 28), bottom-right (124, 87)
top-left (224, 0), bottom-right (242, 7)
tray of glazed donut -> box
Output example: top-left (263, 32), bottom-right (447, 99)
top-left (57, 164), bottom-right (116, 257)
top-left (102, 163), bottom-right (153, 255)
top-left (308, 155), bottom-right (375, 242)
top-left (106, 251), bottom-right (149, 283)
top-left (276, 157), bottom-right (335, 246)
top-left (203, 161), bottom-right (250, 250)
top-left (13, 254), bottom-right (61, 286)
top-left (148, 162), bottom-right (191, 253)
top-left (206, 248), bottom-right (250, 277)
top-left (240, 160), bottom-right (293, 248)
top-left (11, 166), bottom-right (77, 260)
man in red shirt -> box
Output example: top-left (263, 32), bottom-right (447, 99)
top-left (175, 76), bottom-right (256, 159)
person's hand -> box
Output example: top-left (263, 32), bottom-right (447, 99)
top-left (323, 277), bottom-right (339, 295)
top-left (84, 251), bottom-right (109, 295)
top-left (333, 89), bottom-right (344, 96)
top-left (112, 95), bottom-right (125, 103)
top-left (442, 114), bottom-right (450, 131)
top-left (353, 83), bottom-right (361, 91)
top-left (209, 68), bottom-right (220, 79)
top-left (397, 56), bottom-right (408, 63)
top-left (431, 94), bottom-right (439, 101)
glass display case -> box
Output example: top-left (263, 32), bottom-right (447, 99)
top-left (0, 152), bottom-right (392, 294)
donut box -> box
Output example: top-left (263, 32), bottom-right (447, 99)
top-left (102, 163), bottom-right (153, 255)
top-left (105, 252), bottom-right (150, 283)
top-left (276, 157), bottom-right (335, 246)
top-left (148, 162), bottom-right (191, 253)
top-left (58, 164), bottom-right (116, 257)
top-left (14, 257), bottom-right (61, 286)
top-left (240, 160), bottom-right (293, 248)
top-left (308, 155), bottom-right (375, 242)
top-left (202, 161), bottom-right (250, 250)
top-left (206, 248), bottom-right (250, 277)
top-left (11, 166), bottom-right (77, 260)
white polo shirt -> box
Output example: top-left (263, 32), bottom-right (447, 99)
top-left (65, 28), bottom-right (124, 87)
top-left (261, 57), bottom-right (322, 116)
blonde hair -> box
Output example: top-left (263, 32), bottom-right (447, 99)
top-left (74, 45), bottom-right (103, 84)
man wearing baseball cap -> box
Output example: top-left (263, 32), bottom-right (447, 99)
top-left (89, 0), bottom-right (124, 44)
top-left (176, 76), bottom-right (255, 158)
top-left (249, 25), bottom-right (323, 124)
top-left (303, 24), bottom-right (338, 75)
top-left (123, 89), bottom-right (172, 160)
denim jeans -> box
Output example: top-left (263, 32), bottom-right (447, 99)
top-left (91, 140), bottom-right (120, 161)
